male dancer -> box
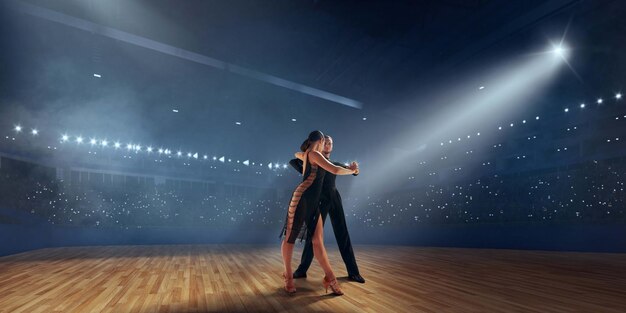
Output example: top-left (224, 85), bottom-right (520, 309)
top-left (289, 135), bottom-right (365, 283)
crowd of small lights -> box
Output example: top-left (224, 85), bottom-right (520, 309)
top-left (0, 169), bottom-right (292, 228)
top-left (1, 156), bottom-right (623, 229)
top-left (344, 158), bottom-right (624, 227)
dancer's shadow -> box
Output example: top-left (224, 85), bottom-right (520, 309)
top-left (162, 286), bottom-right (343, 313)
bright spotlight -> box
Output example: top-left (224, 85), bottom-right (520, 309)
top-left (76, 136), bottom-right (84, 144)
top-left (187, 152), bottom-right (192, 157)
top-left (61, 134), bottom-right (69, 142)
top-left (90, 138), bottom-right (97, 145)
top-left (135, 145), bottom-right (141, 151)
top-left (564, 108), bottom-right (569, 113)
top-left (177, 151), bottom-right (182, 156)
top-left (203, 155), bottom-right (208, 160)
top-left (552, 46), bottom-right (565, 57)
top-left (101, 140), bottom-right (108, 147)
top-left (158, 148), bottom-right (164, 154)
top-left (31, 129), bottom-right (38, 135)
top-left (193, 153), bottom-right (198, 159)
top-left (617, 93), bottom-right (622, 100)
top-left (147, 146), bottom-right (153, 153)
top-left (268, 162), bottom-right (273, 169)
top-left (14, 125), bottom-right (22, 133)
top-left (550, 42), bottom-right (569, 59)
top-left (219, 156), bottom-right (225, 163)
top-left (580, 103), bottom-right (585, 108)
top-left (114, 142), bottom-right (121, 149)
top-left (597, 98), bottom-right (603, 104)
top-left (126, 143), bottom-right (133, 150)
top-left (212, 156), bottom-right (217, 161)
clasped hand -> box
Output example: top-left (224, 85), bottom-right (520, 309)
top-left (348, 161), bottom-right (360, 174)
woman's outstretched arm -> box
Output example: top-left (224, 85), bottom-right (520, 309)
top-left (309, 151), bottom-right (356, 175)
top-left (333, 161), bottom-right (359, 176)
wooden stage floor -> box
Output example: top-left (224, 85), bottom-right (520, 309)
top-left (0, 244), bottom-right (625, 312)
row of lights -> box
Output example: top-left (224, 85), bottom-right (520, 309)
top-left (11, 127), bottom-right (291, 170)
top-left (564, 93), bottom-right (621, 112)
top-left (440, 92), bottom-right (622, 147)
top-left (416, 94), bottom-right (623, 178)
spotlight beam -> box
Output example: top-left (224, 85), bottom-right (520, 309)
top-left (353, 52), bottom-right (565, 196)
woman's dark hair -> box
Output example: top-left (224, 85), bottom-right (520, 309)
top-left (300, 139), bottom-right (309, 152)
top-left (300, 130), bottom-right (324, 151)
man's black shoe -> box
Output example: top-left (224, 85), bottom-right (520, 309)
top-left (293, 270), bottom-right (307, 279)
top-left (348, 274), bottom-right (365, 283)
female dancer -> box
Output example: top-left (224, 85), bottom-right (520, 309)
top-left (280, 130), bottom-right (358, 295)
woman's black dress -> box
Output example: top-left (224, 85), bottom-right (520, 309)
top-left (279, 151), bottom-right (327, 243)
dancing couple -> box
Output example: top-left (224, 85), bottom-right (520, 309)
top-left (279, 130), bottom-right (364, 295)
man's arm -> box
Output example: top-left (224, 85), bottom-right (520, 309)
top-left (332, 161), bottom-right (358, 176)
top-left (289, 158), bottom-right (304, 174)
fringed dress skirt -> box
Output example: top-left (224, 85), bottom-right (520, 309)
top-left (279, 161), bottom-right (327, 243)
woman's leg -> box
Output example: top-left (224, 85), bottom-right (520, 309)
top-left (281, 240), bottom-right (294, 275)
top-left (312, 213), bottom-right (336, 279)
top-left (281, 205), bottom-right (297, 276)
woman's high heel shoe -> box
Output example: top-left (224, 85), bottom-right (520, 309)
top-left (323, 276), bottom-right (344, 295)
top-left (283, 272), bottom-right (296, 294)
